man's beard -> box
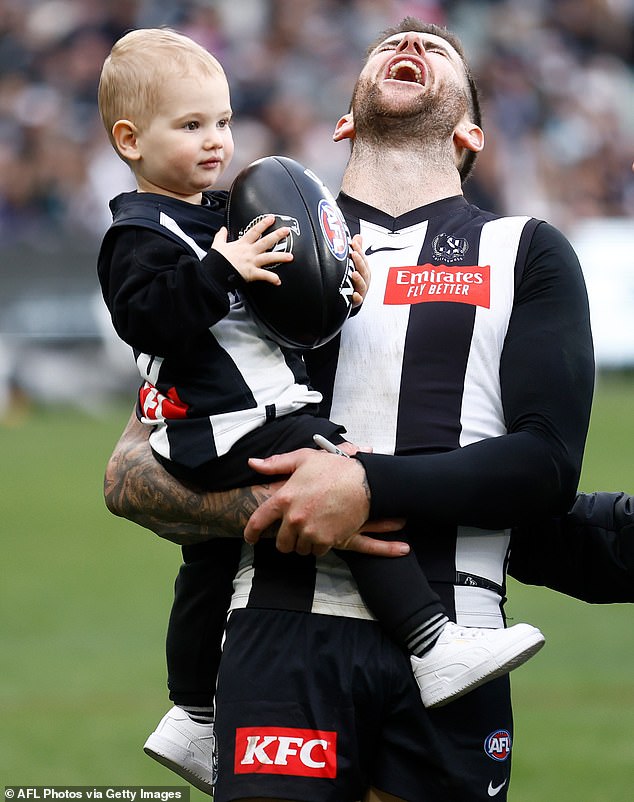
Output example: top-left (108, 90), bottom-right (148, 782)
top-left (351, 75), bottom-right (468, 150)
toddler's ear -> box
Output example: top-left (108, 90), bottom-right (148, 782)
top-left (112, 120), bottom-right (141, 161)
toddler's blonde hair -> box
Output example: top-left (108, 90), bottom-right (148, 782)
top-left (98, 28), bottom-right (225, 150)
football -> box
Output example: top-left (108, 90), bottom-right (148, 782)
top-left (226, 156), bottom-right (355, 349)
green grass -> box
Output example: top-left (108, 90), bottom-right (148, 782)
top-left (2, 374), bottom-right (634, 799)
top-left (506, 371), bottom-right (634, 801)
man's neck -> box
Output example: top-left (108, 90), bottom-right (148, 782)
top-left (340, 142), bottom-right (463, 218)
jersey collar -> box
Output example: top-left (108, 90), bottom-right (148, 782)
top-left (336, 192), bottom-right (469, 232)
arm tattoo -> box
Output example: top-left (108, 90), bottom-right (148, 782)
top-left (103, 412), bottom-right (274, 545)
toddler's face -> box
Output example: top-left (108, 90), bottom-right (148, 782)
top-left (134, 70), bottom-right (234, 202)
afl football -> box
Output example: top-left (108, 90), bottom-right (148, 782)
top-left (226, 156), bottom-right (355, 349)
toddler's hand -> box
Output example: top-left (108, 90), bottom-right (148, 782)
top-left (212, 214), bottom-right (292, 285)
top-left (350, 234), bottom-right (370, 307)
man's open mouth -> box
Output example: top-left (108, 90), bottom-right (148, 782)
top-left (387, 59), bottom-right (425, 84)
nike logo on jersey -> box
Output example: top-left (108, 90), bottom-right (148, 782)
top-left (365, 244), bottom-right (407, 257)
top-left (488, 779), bottom-right (508, 796)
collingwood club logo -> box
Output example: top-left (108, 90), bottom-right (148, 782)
top-left (432, 232), bottom-right (469, 263)
top-left (240, 214), bottom-right (301, 259)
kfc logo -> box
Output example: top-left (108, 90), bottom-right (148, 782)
top-left (234, 726), bottom-right (337, 778)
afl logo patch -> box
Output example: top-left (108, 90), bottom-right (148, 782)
top-left (318, 199), bottom-right (348, 261)
top-left (484, 729), bottom-right (512, 762)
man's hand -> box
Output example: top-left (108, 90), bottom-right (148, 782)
top-left (244, 448), bottom-right (408, 557)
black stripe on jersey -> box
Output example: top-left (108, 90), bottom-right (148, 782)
top-left (166, 415), bottom-right (217, 465)
top-left (395, 215), bottom-right (482, 456)
top-left (247, 542), bottom-right (317, 612)
top-left (397, 301), bottom-right (476, 455)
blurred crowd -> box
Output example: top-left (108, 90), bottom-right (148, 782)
top-left (0, 0), bottom-right (633, 417)
top-left (1, 0), bottom-right (633, 247)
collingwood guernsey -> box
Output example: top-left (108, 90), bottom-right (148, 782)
top-left (230, 194), bottom-right (594, 627)
top-left (98, 190), bottom-right (321, 470)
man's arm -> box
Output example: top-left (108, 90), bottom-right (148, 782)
top-left (104, 410), bottom-right (408, 555)
top-left (104, 410), bottom-right (272, 545)
top-left (508, 492), bottom-right (634, 603)
top-left (245, 223), bottom-right (595, 550)
top-left (103, 238), bottom-right (378, 547)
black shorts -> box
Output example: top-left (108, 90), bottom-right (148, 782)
top-left (213, 609), bottom-right (514, 802)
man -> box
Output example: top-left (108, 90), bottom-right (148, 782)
top-left (104, 18), bottom-right (594, 802)
top-left (508, 492), bottom-right (634, 603)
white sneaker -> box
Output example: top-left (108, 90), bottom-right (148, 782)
top-left (412, 621), bottom-right (545, 709)
top-left (143, 707), bottom-right (215, 795)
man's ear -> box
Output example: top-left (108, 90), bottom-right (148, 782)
top-left (111, 119), bottom-right (141, 162)
top-left (453, 118), bottom-right (484, 155)
top-left (333, 112), bottom-right (355, 142)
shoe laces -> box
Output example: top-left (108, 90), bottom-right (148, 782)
top-left (451, 625), bottom-right (493, 639)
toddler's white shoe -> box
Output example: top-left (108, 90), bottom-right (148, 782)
top-left (412, 621), bottom-right (545, 708)
top-left (144, 706), bottom-right (215, 795)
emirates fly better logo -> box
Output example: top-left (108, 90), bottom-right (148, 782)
top-left (384, 263), bottom-right (491, 307)
top-left (234, 726), bottom-right (337, 778)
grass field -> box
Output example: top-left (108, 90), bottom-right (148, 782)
top-left (2, 373), bottom-right (634, 800)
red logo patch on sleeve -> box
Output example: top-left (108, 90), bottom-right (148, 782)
top-left (139, 383), bottom-right (189, 420)
top-left (234, 726), bottom-right (337, 778)
top-left (383, 264), bottom-right (490, 308)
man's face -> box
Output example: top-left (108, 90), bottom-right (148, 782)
top-left (351, 30), bottom-right (470, 145)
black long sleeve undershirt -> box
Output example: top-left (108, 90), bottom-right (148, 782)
top-left (99, 226), bottom-right (238, 358)
top-left (357, 222), bottom-right (595, 530)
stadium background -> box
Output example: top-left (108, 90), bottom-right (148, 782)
top-left (1, 0), bottom-right (633, 799)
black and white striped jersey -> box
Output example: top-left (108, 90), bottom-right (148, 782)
top-left (230, 194), bottom-right (594, 626)
top-left (98, 191), bottom-right (321, 469)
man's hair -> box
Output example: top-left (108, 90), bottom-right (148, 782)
top-left (366, 17), bottom-right (482, 183)
top-left (98, 28), bottom-right (224, 151)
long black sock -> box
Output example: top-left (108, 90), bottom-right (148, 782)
top-left (403, 612), bottom-right (449, 657)
top-left (341, 543), bottom-right (449, 658)
top-left (177, 705), bottom-right (214, 725)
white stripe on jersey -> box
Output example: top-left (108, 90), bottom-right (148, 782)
top-left (209, 307), bottom-right (321, 456)
top-left (231, 546), bottom-right (375, 619)
top-left (330, 219), bottom-right (429, 454)
top-left (458, 216), bottom-right (530, 448)
top-left (454, 585), bottom-right (506, 628)
top-left (160, 212), bottom-right (207, 259)
top-left (453, 216), bottom-right (530, 625)
top-left (312, 552), bottom-right (375, 618)
top-left (136, 353), bottom-right (164, 386)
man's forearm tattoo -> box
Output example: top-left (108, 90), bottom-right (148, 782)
top-left (103, 429), bottom-right (273, 545)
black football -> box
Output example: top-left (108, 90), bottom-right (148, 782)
top-left (226, 156), bottom-right (355, 349)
